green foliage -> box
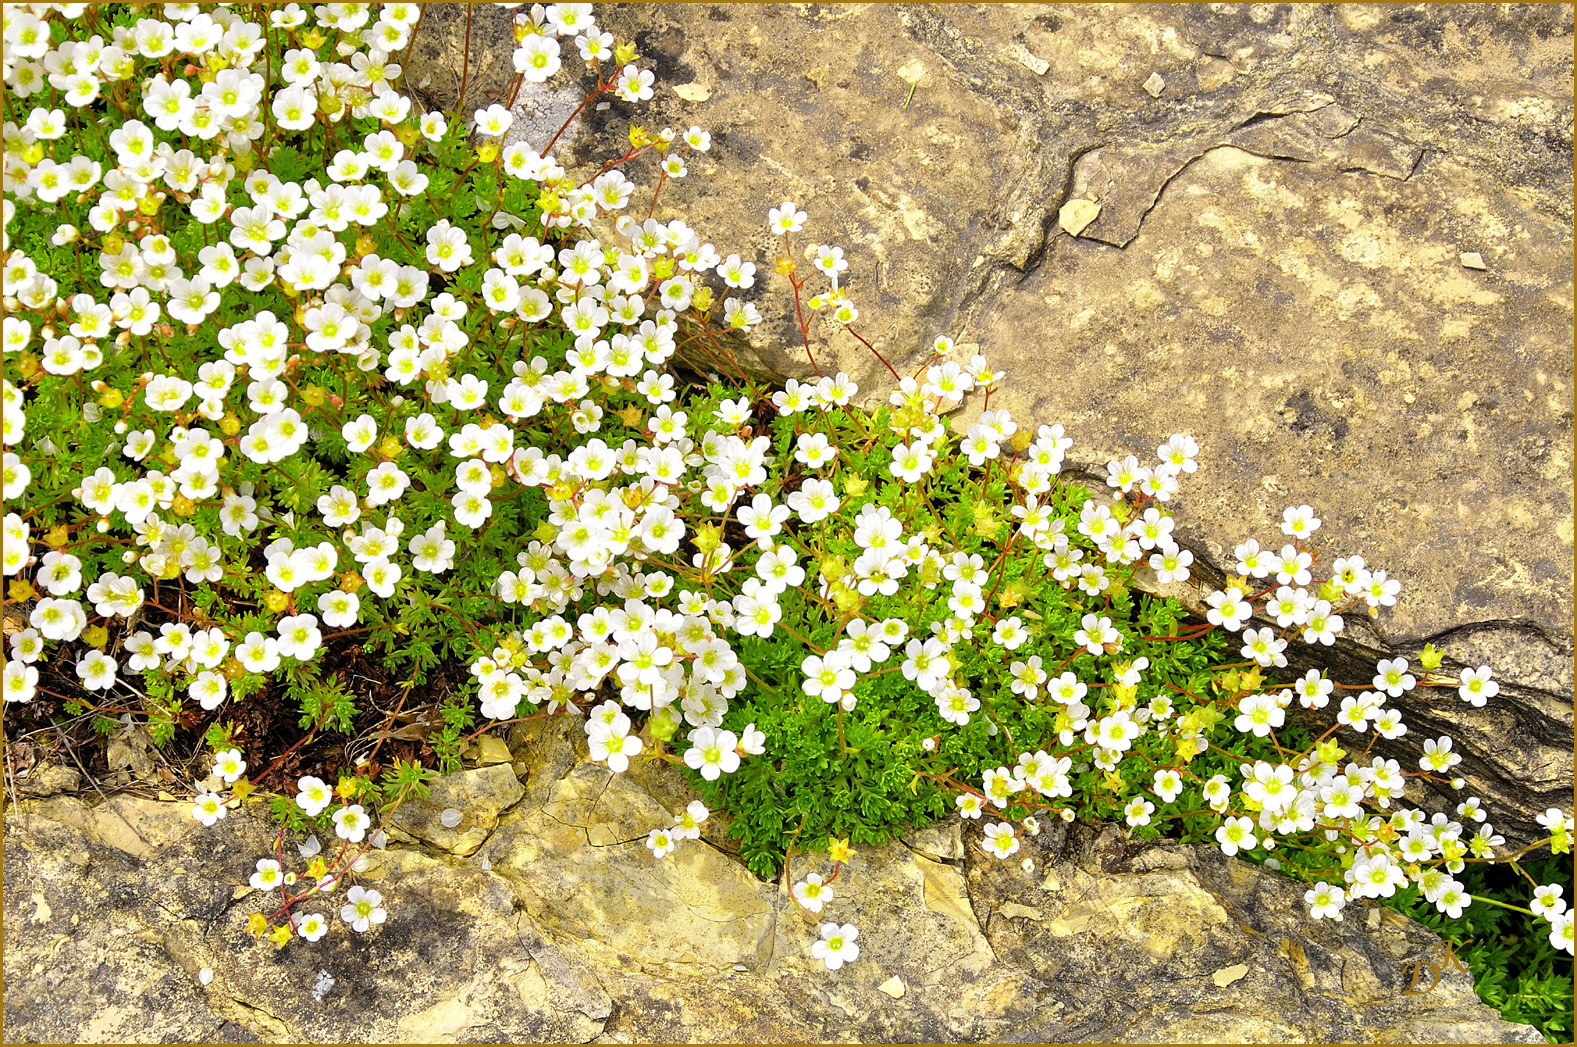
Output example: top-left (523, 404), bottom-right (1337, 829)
top-left (1385, 856), bottom-right (1574, 1042)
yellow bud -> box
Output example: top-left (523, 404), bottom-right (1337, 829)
top-left (335, 778), bottom-right (358, 799)
top-left (628, 123), bottom-right (650, 148)
top-left (136, 193), bottom-right (163, 216)
top-left (651, 256), bottom-right (675, 280)
top-left (476, 141), bottom-right (499, 164)
top-left (692, 521), bottom-right (722, 553)
top-left (690, 286), bottom-right (715, 313)
top-left (774, 256), bottom-right (797, 277)
top-left (268, 924), bottom-right (293, 946)
top-left (230, 779), bottom-right (254, 802)
top-left (83, 624), bottom-right (110, 649)
top-left (97, 387), bottom-right (124, 410)
top-left (828, 838), bottom-right (854, 863)
top-left (247, 913), bottom-right (269, 937)
top-left (219, 412), bottom-right (241, 436)
top-left (614, 41), bottom-right (638, 65)
top-left (172, 495), bottom-right (197, 517)
top-left (8, 579), bottom-right (38, 603)
top-left (22, 142), bottom-right (44, 165)
top-left (264, 590), bottom-right (289, 614)
top-left (43, 524), bottom-right (70, 548)
top-left (103, 233), bottom-right (125, 254)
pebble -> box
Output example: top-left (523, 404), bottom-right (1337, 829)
top-left (1144, 72), bottom-right (1166, 97)
top-left (440, 808), bottom-right (464, 828)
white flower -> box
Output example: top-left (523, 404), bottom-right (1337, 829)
top-left (645, 827), bottom-right (676, 858)
top-left (1457, 665), bottom-right (1498, 707)
top-left (296, 776), bottom-right (333, 817)
top-left (683, 726), bottom-right (740, 781)
top-left (249, 858), bottom-right (284, 892)
top-left (587, 714), bottom-right (644, 773)
top-left (333, 804), bottom-right (369, 843)
top-left (1548, 911), bottom-right (1574, 955)
top-left (793, 873), bottom-right (834, 913)
top-left (768, 201), bottom-right (807, 234)
top-left (1531, 884), bottom-right (1567, 918)
top-left (810, 922), bottom-right (860, 970)
top-left (341, 414), bottom-right (378, 453)
top-left (1281, 504), bottom-right (1321, 539)
top-left (212, 748), bottom-right (247, 784)
top-left (1305, 881), bottom-right (1346, 921)
top-left (340, 885), bottom-right (387, 933)
top-left (1215, 816), bottom-right (1257, 856)
top-left (1124, 797), bottom-right (1155, 827)
top-left (982, 821), bottom-right (1020, 858)
top-left (514, 34), bottom-right (562, 81)
top-left (672, 800), bottom-right (710, 840)
top-left (473, 103), bottom-right (513, 137)
top-left (276, 614), bottom-right (323, 661)
top-left (1072, 613), bottom-right (1120, 656)
top-left (296, 912), bottom-right (329, 942)
top-left (192, 791), bottom-right (227, 826)
top-left (1372, 657), bottom-right (1415, 698)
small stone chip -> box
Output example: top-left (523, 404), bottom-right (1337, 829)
top-left (439, 808), bottom-right (464, 829)
top-left (475, 735), bottom-right (512, 766)
top-left (877, 976), bottom-right (905, 998)
top-left (998, 901), bottom-right (1043, 922)
top-left (198, 967), bottom-right (214, 986)
top-left (1059, 198), bottom-right (1102, 237)
top-left (1460, 251), bottom-right (1488, 270)
top-left (1144, 72), bottom-right (1166, 97)
top-left (1003, 43), bottom-right (1050, 76)
top-left (673, 82), bottom-right (711, 102)
top-left (1212, 962), bottom-right (1250, 987)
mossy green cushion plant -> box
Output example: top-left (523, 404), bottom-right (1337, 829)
top-left (0, 2), bottom-right (1569, 1034)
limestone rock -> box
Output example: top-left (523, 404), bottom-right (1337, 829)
top-left (385, 763), bottom-right (523, 857)
top-left (1, 739), bottom-right (1546, 1043)
top-left (966, 821), bottom-right (1545, 1043)
top-left (399, 2), bottom-right (521, 114)
top-left (12, 761), bottom-right (81, 798)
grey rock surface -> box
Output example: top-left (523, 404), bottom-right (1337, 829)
top-left (2, 727), bottom-right (1546, 1044)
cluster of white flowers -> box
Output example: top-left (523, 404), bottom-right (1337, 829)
top-left (2, 1), bottom-right (1567, 966)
